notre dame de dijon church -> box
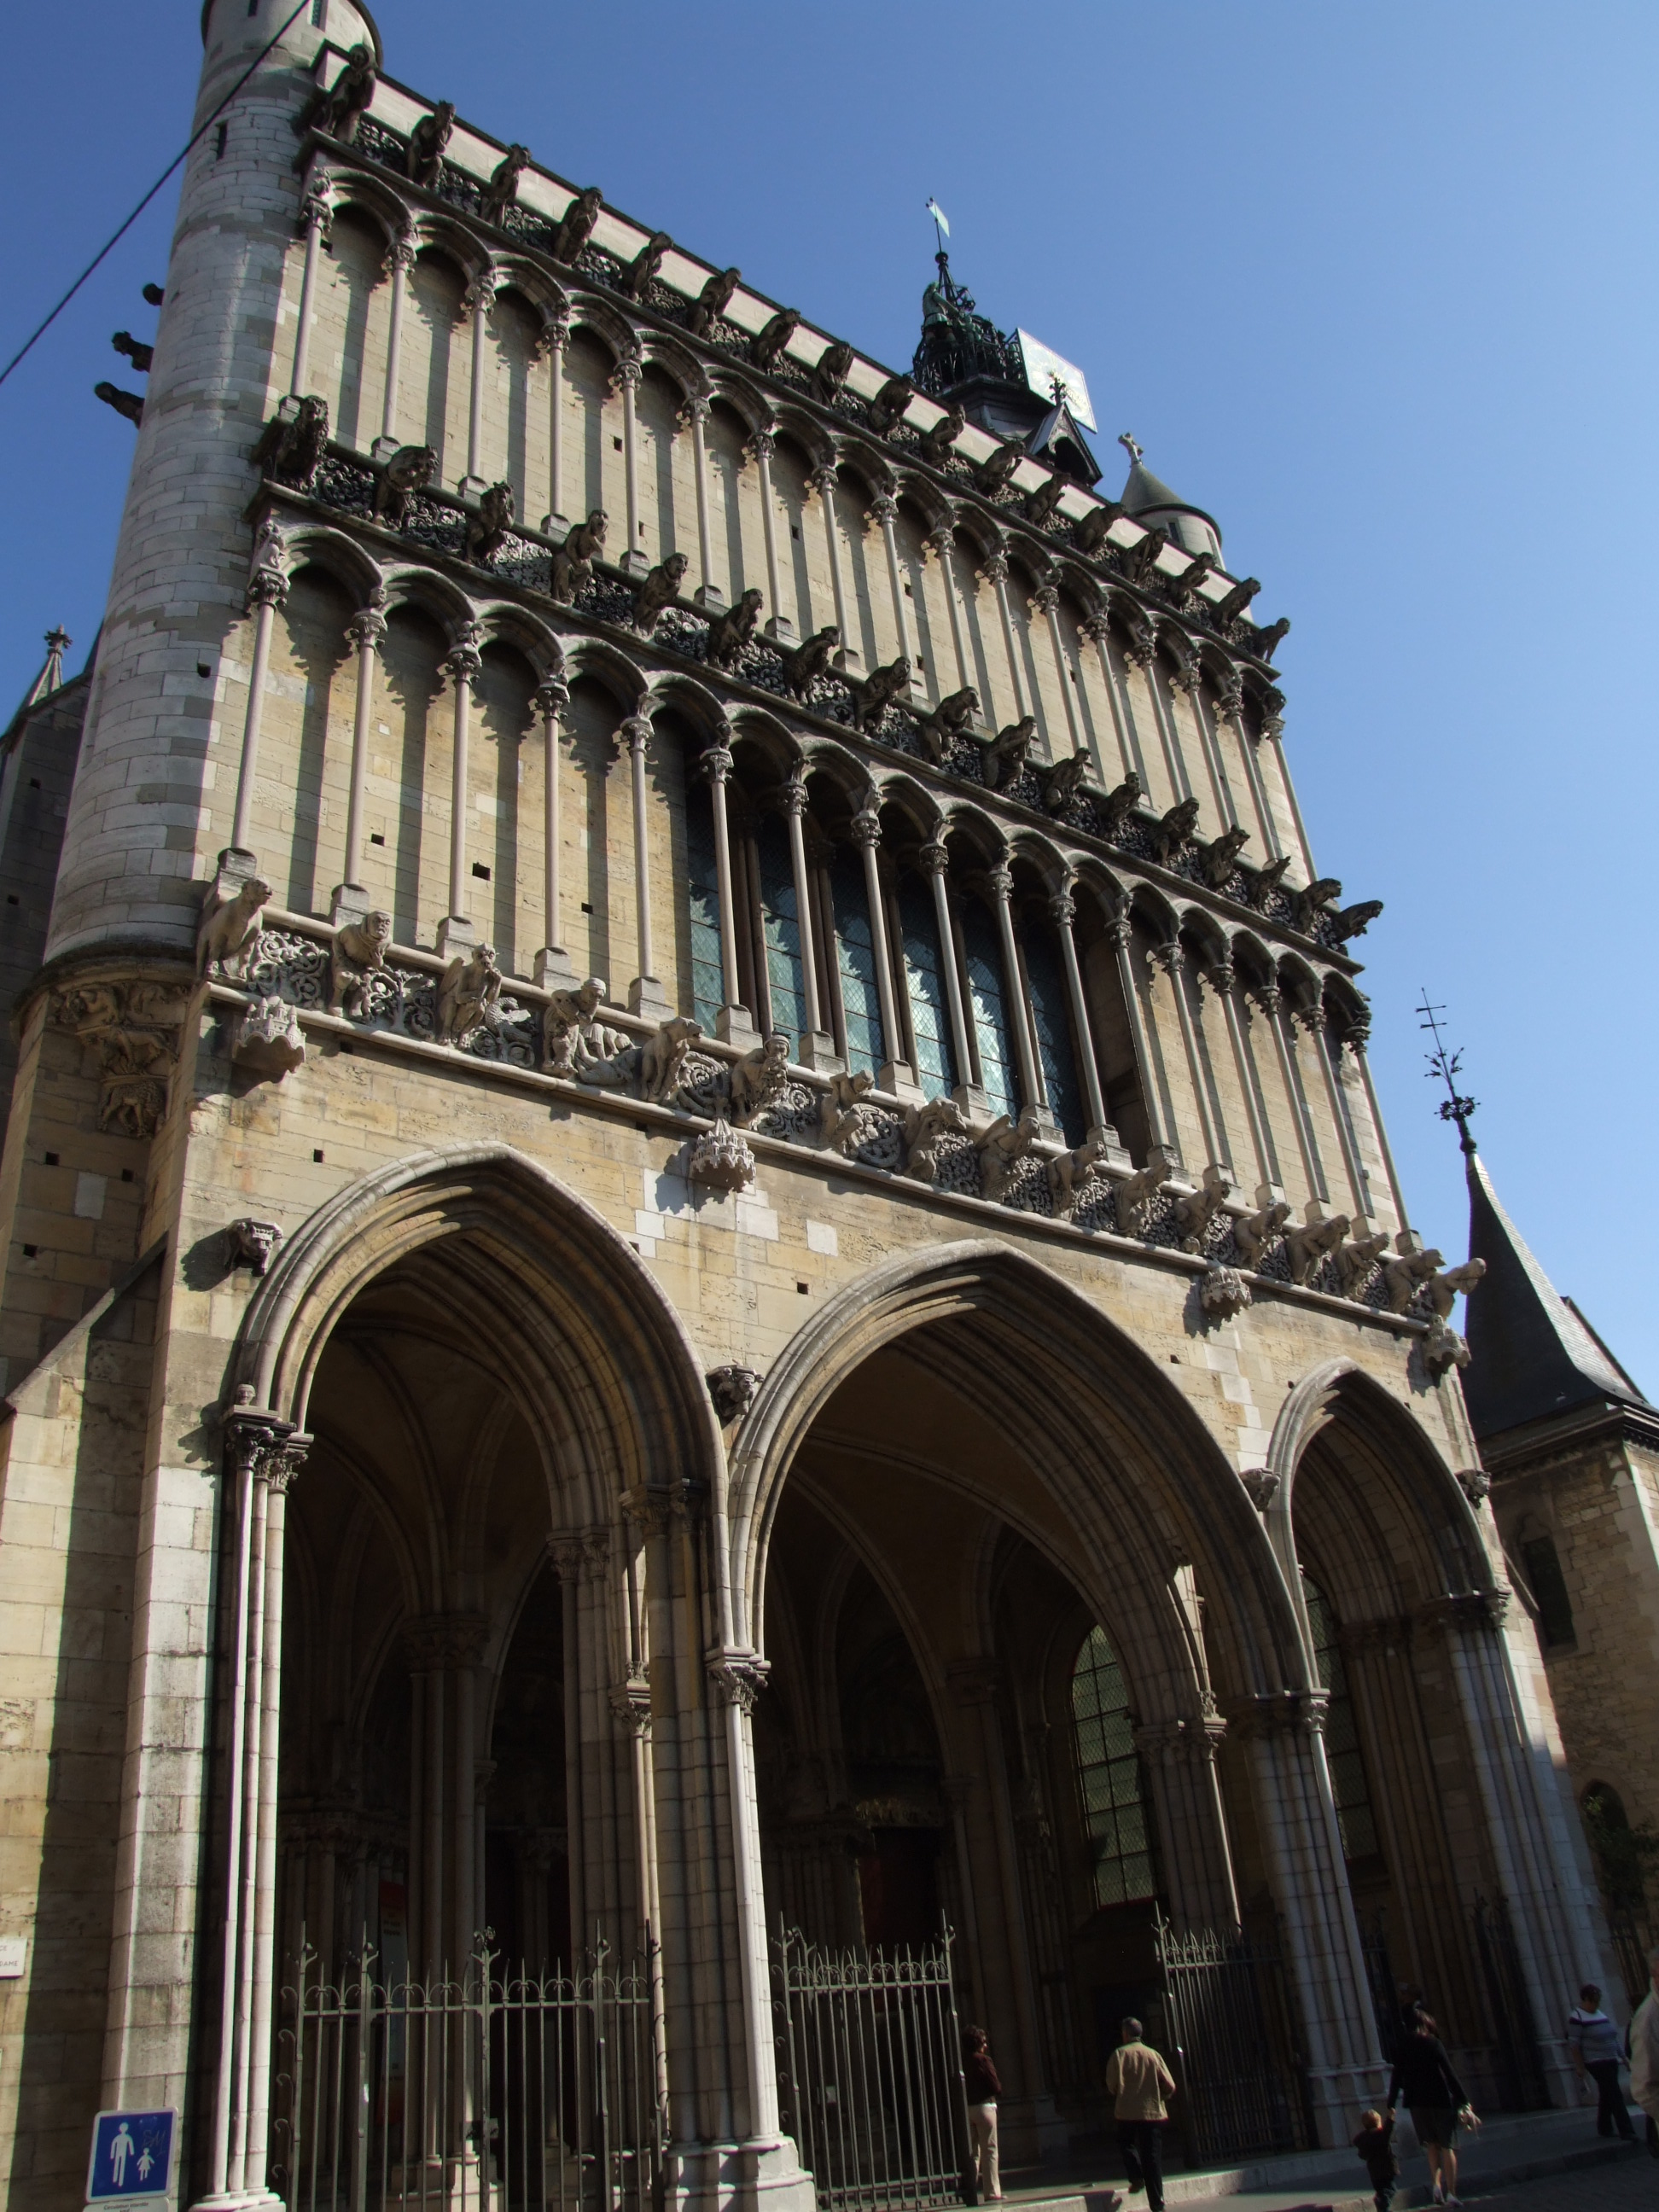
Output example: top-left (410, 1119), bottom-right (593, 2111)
top-left (3, 4), bottom-right (1657, 2209)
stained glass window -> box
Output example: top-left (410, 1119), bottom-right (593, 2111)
top-left (899, 879), bottom-right (956, 1101)
top-left (755, 815), bottom-right (806, 1050)
top-left (1301, 1573), bottom-right (1379, 1861)
top-left (1070, 1626), bottom-right (1155, 1909)
top-left (1022, 921), bottom-right (1085, 1144)
top-left (831, 847), bottom-right (886, 1080)
top-left (686, 788), bottom-right (723, 1034)
top-left (961, 898), bottom-right (1016, 1121)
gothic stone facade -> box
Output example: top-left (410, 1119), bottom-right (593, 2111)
top-left (0, 5), bottom-right (1620, 2209)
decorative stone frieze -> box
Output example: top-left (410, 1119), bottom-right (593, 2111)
top-left (55, 975), bottom-right (191, 1138)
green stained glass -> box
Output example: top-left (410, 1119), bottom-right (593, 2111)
top-left (1069, 1624), bottom-right (1155, 1910)
top-left (962, 897), bottom-right (1016, 1121)
top-left (831, 847), bottom-right (885, 1080)
top-left (899, 878), bottom-right (956, 1100)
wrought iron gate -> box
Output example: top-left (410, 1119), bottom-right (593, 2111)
top-left (1154, 1916), bottom-right (1310, 2166)
top-left (1470, 1895), bottom-right (1546, 2111)
top-left (274, 1937), bottom-right (663, 2210)
top-left (771, 1924), bottom-right (974, 2211)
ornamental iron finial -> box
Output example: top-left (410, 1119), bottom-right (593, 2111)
top-left (1417, 992), bottom-right (1477, 1155)
top-left (1119, 432), bottom-right (1144, 467)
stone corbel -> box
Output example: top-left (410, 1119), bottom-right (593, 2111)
top-left (55, 975), bottom-right (192, 1139)
top-left (608, 1671), bottom-right (652, 1738)
top-left (706, 1364), bottom-right (761, 1423)
top-left (223, 1382), bottom-right (311, 1491)
top-left (226, 1219), bottom-right (282, 1275)
top-left (705, 1649), bottom-right (770, 1714)
top-left (1239, 1467), bottom-right (1278, 1511)
top-left (1456, 1467), bottom-right (1492, 1505)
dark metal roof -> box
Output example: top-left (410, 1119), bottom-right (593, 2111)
top-left (1119, 458), bottom-right (1221, 538)
top-left (1461, 1150), bottom-right (1649, 1441)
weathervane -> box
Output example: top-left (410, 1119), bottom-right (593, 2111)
top-left (1417, 992), bottom-right (1478, 1155)
top-left (1119, 432), bottom-right (1143, 466)
top-left (925, 197), bottom-right (950, 257)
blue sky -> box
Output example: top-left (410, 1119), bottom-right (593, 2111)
top-left (4, 3), bottom-right (1655, 1385)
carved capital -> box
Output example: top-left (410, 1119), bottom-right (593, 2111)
top-left (384, 229), bottom-right (419, 275)
top-left (918, 836), bottom-right (949, 878)
top-left (1415, 1589), bottom-right (1510, 1636)
top-left (1032, 585), bottom-right (1060, 619)
top-left (808, 463), bottom-right (839, 500)
top-left (402, 1611), bottom-right (489, 1670)
top-left (987, 864), bottom-right (1014, 903)
top-left (706, 1650), bottom-right (770, 1714)
top-left (678, 393), bottom-right (712, 428)
top-left (262, 1432), bottom-right (311, 1494)
top-left (946, 1658), bottom-right (1003, 1707)
top-left (300, 178), bottom-right (335, 242)
top-left (346, 605), bottom-right (387, 655)
top-left (870, 493), bottom-right (899, 527)
top-left (1145, 939), bottom-right (1183, 981)
top-left (1222, 1687), bottom-right (1329, 1740)
top-left (548, 1534), bottom-right (589, 1582)
top-left (609, 1673), bottom-right (652, 1738)
top-left (849, 808), bottom-right (882, 852)
top-left (747, 428), bottom-right (776, 465)
top-left (460, 275), bottom-right (499, 323)
top-left (1254, 982), bottom-right (1283, 1018)
top-left (246, 567), bottom-right (290, 614)
top-left (620, 713), bottom-right (652, 756)
top-left (54, 975), bottom-right (190, 1138)
top-left (981, 551), bottom-right (1010, 585)
top-left (445, 635), bottom-right (483, 686)
top-left (535, 675), bottom-right (569, 721)
top-left (699, 741), bottom-right (735, 786)
top-left (1049, 888), bottom-right (1076, 928)
top-left (780, 776), bottom-right (809, 819)
top-left (1078, 614), bottom-right (1112, 648)
top-left (1133, 1714), bottom-right (1228, 1767)
top-left (222, 1387), bottom-right (309, 1493)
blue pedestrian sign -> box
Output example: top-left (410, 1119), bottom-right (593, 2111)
top-left (86, 2109), bottom-right (177, 2202)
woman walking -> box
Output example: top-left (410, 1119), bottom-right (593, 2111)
top-left (961, 2025), bottom-right (1003, 2202)
top-left (1388, 2013), bottom-right (1480, 2206)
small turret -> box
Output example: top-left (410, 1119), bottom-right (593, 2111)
top-left (911, 253), bottom-right (1101, 486)
top-left (1117, 435), bottom-right (1222, 561)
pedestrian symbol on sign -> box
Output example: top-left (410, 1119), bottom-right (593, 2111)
top-left (86, 2109), bottom-right (176, 2202)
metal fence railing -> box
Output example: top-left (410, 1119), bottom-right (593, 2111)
top-left (1154, 1915), bottom-right (1310, 2167)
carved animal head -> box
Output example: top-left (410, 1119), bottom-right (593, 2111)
top-left (660, 552), bottom-right (689, 587)
top-left (294, 393), bottom-right (329, 439)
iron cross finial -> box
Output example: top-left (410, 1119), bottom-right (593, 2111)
top-left (1119, 432), bottom-right (1143, 465)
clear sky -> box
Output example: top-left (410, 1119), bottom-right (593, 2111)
top-left (3, 3), bottom-right (1655, 1385)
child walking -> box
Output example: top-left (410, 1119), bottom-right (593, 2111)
top-left (1353, 2108), bottom-right (1398, 2212)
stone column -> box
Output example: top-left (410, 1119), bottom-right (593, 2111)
top-left (926, 527), bottom-right (972, 692)
top-left (373, 227), bottom-right (417, 460)
top-left (782, 776), bottom-right (835, 1068)
top-left (459, 271), bottom-right (498, 497)
top-left (438, 629), bottom-right (482, 954)
top-left (1081, 615), bottom-right (1146, 789)
top-left (1050, 883), bottom-right (1109, 1140)
top-left (988, 864), bottom-right (1049, 1126)
top-left (538, 313), bottom-right (571, 535)
top-left (1208, 959), bottom-right (1278, 1198)
top-left (1215, 669), bottom-right (1283, 860)
top-left (1348, 1019), bottom-right (1412, 1233)
top-left (1033, 585), bottom-right (1085, 754)
top-left (851, 806), bottom-right (911, 1094)
top-left (870, 493), bottom-right (917, 676)
top-left (921, 837), bottom-right (975, 1101)
top-left (619, 713), bottom-right (671, 1019)
top-left (751, 432), bottom-right (792, 639)
top-left (1149, 940), bottom-right (1223, 1171)
top-left (614, 352), bottom-right (649, 576)
top-left (810, 465), bottom-right (858, 670)
top-left (983, 552), bottom-right (1027, 717)
top-left (1308, 998), bottom-right (1372, 1220)
top-left (1173, 652), bottom-right (1237, 826)
top-left (333, 601), bottom-right (387, 920)
top-left (1260, 695), bottom-right (1320, 882)
top-left (230, 566), bottom-right (288, 859)
top-left (533, 675), bottom-right (575, 987)
top-left (1257, 983), bottom-right (1324, 1202)
top-left (1132, 1713), bottom-right (1238, 1932)
top-left (698, 732), bottom-right (754, 1045)
top-left (1105, 900), bottom-right (1179, 1165)
top-left (681, 393), bottom-right (722, 610)
top-left (288, 178), bottom-right (333, 399)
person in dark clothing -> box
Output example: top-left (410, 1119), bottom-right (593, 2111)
top-left (960, 2026), bottom-right (1002, 2202)
top-left (1387, 2015), bottom-right (1479, 2205)
top-left (1353, 2108), bottom-right (1399, 2212)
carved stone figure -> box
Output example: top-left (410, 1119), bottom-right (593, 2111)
top-left (902, 1097), bottom-right (968, 1185)
top-left (1071, 503), bottom-right (1122, 555)
top-left (727, 1033), bottom-right (792, 1124)
top-left (921, 403), bottom-right (966, 466)
top-left (95, 383), bottom-right (144, 426)
top-left (1214, 576), bottom-right (1261, 628)
top-left (436, 944), bottom-right (503, 1045)
top-left (1202, 1264), bottom-right (1254, 1322)
top-left (819, 1068), bottom-right (876, 1153)
top-left (1456, 1468), bottom-right (1493, 1505)
top-left (55, 979), bottom-right (189, 1138)
top-left (866, 375), bottom-right (914, 437)
top-left (780, 626), bottom-right (841, 699)
top-left (478, 143), bottom-right (531, 224)
top-left (329, 909), bottom-right (393, 1016)
top-left (1249, 615), bottom-right (1291, 661)
top-left (554, 186), bottom-right (604, 265)
top-left (1330, 899), bottom-right (1384, 943)
top-left (689, 1115), bottom-right (754, 1192)
top-left (750, 308), bottom-right (800, 371)
top-left (1240, 1467), bottom-right (1278, 1509)
top-left (251, 394), bottom-right (329, 487)
top-left (1039, 753), bottom-right (1090, 815)
top-left (249, 513), bottom-right (288, 593)
top-left (299, 43), bottom-right (376, 143)
top-left (639, 1016), bottom-right (701, 1102)
top-left (620, 230), bottom-right (672, 301)
top-left (1173, 1163), bottom-right (1231, 1253)
top-left (1422, 1316), bottom-right (1472, 1377)
top-left (464, 481), bottom-right (515, 565)
top-left (810, 341), bottom-right (855, 404)
top-left (1286, 1210), bottom-right (1351, 1286)
top-left (847, 656), bottom-right (911, 731)
top-left (197, 875), bottom-right (271, 978)
top-left (231, 996), bottom-right (306, 1080)
top-left (1336, 1229), bottom-right (1390, 1297)
top-left (1024, 474), bottom-right (1066, 528)
top-left (706, 1365), bottom-right (760, 1423)
top-left (112, 330), bottom-right (154, 374)
top-left (1173, 550), bottom-right (1216, 607)
top-left (1196, 825), bottom-right (1250, 888)
top-left (688, 265), bottom-right (740, 336)
top-left (1152, 796), bottom-right (1201, 864)
top-left (976, 439), bottom-right (1025, 496)
top-left (226, 1219), bottom-right (282, 1275)
top-left (373, 442), bottom-right (436, 526)
top-left (1047, 1133), bottom-right (1106, 1218)
top-left (631, 551), bottom-right (689, 633)
top-left (1415, 1257), bottom-right (1487, 1323)
top-left (1113, 1153), bottom-right (1170, 1238)
top-left (707, 589), bottom-right (764, 668)
top-left (981, 716), bottom-right (1036, 792)
top-left (1099, 771), bottom-right (1143, 835)
top-left (543, 976), bottom-right (629, 1075)
top-left (1128, 527), bottom-right (1169, 586)
top-left (1293, 877), bottom-right (1342, 935)
top-left (917, 686), bottom-right (979, 763)
top-left (1233, 1196), bottom-right (1291, 1267)
top-left (976, 1107), bottom-right (1041, 1205)
top-left (1247, 855), bottom-right (1292, 909)
top-left (551, 510), bottom-right (607, 602)
top-left (1383, 1243), bottom-right (1443, 1313)
top-left (405, 102), bottom-right (457, 189)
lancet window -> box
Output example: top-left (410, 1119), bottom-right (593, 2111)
top-left (1301, 1573), bottom-right (1379, 1863)
top-left (1069, 1625), bottom-right (1155, 1910)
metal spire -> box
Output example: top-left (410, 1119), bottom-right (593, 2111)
top-left (1416, 991), bottom-right (1477, 1155)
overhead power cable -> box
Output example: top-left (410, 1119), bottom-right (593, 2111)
top-left (0, 0), bottom-right (311, 390)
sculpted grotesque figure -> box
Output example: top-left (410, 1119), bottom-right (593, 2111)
top-left (811, 341), bottom-right (855, 405)
top-left (1286, 1210), bottom-right (1351, 1285)
top-left (917, 686), bottom-right (979, 763)
top-left (865, 375), bottom-right (914, 437)
top-left (727, 1033), bottom-right (792, 1125)
top-left (780, 626), bottom-right (841, 699)
top-left (1249, 615), bottom-right (1291, 662)
top-left (1330, 899), bottom-right (1384, 943)
top-left (632, 551), bottom-right (689, 634)
top-left (373, 442), bottom-right (436, 526)
top-left (478, 143), bottom-right (531, 224)
top-left (1233, 1196), bottom-right (1291, 1266)
top-left (1197, 824), bottom-right (1250, 888)
top-left (1247, 854), bottom-right (1291, 908)
top-left (819, 1068), bottom-right (876, 1153)
top-left (406, 102), bottom-right (456, 189)
top-left (112, 330), bottom-right (154, 373)
top-left (975, 439), bottom-right (1025, 496)
top-left (197, 876), bottom-right (271, 979)
top-left (1039, 753), bottom-right (1090, 815)
top-left (902, 1097), bottom-right (967, 1186)
top-left (1293, 877), bottom-right (1342, 935)
top-left (1127, 527), bottom-right (1169, 586)
top-left (329, 909), bottom-right (392, 1017)
top-left (252, 394), bottom-right (329, 487)
top-left (554, 186), bottom-right (604, 265)
top-left (1152, 797), bottom-right (1201, 865)
top-left (1383, 1242), bottom-right (1442, 1313)
top-left (1071, 503), bottom-right (1122, 555)
top-left (1047, 1132), bottom-right (1107, 1218)
top-left (436, 943), bottom-right (503, 1045)
top-left (1099, 771), bottom-right (1143, 835)
top-left (464, 481), bottom-right (515, 565)
top-left (707, 588), bottom-right (764, 669)
top-left (95, 383), bottom-right (144, 425)
top-left (975, 1107), bottom-right (1041, 1206)
top-left (639, 1016), bottom-right (701, 1103)
top-left (543, 975), bottom-right (629, 1076)
top-left (1214, 575), bottom-right (1261, 628)
top-left (551, 511), bottom-right (607, 602)
top-left (1173, 550), bottom-right (1216, 605)
top-left (1416, 1257), bottom-right (1487, 1322)
top-left (688, 266), bottom-right (741, 336)
top-left (920, 403), bottom-right (966, 467)
top-left (620, 230), bottom-right (672, 302)
top-left (1173, 1164), bottom-right (1232, 1253)
top-left (1336, 1229), bottom-right (1391, 1297)
top-left (1024, 474), bottom-right (1067, 528)
top-left (299, 44), bottom-right (376, 143)
top-left (847, 656), bottom-right (911, 731)
top-left (1112, 1153), bottom-right (1170, 1238)
top-left (981, 716), bottom-right (1036, 793)
top-left (750, 307), bottom-right (800, 371)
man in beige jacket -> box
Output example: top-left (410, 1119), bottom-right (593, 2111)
top-left (1105, 2017), bottom-right (1177, 2211)
top-left (1631, 1944), bottom-right (1659, 2159)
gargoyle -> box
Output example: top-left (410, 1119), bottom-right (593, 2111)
top-left (1293, 878), bottom-right (1342, 935)
top-left (707, 588), bottom-right (763, 669)
top-left (1286, 1210), bottom-right (1351, 1285)
top-left (478, 143), bottom-right (531, 224)
top-left (373, 442), bottom-right (436, 527)
top-left (976, 439), bottom-right (1025, 496)
top-left (780, 626), bottom-right (841, 699)
top-left (1152, 797), bottom-right (1201, 865)
top-left (1173, 1163), bottom-right (1232, 1253)
top-left (632, 551), bottom-right (689, 633)
top-left (197, 876), bottom-right (271, 979)
top-left (298, 44), bottom-right (375, 143)
top-left (1232, 1197), bottom-right (1290, 1266)
top-left (1047, 1132), bottom-right (1107, 1218)
top-left (727, 1033), bottom-right (792, 1124)
top-left (329, 908), bottom-right (392, 1017)
top-left (251, 394), bottom-right (329, 487)
top-left (866, 375), bottom-right (914, 437)
top-left (750, 308), bottom-right (800, 372)
top-left (902, 1096), bottom-right (967, 1185)
top-left (688, 265), bottom-right (740, 336)
top-left (464, 481), bottom-right (515, 565)
top-left (1336, 1229), bottom-right (1390, 1296)
top-left (811, 341), bottom-right (854, 405)
top-left (1422, 1316), bottom-right (1472, 1377)
top-left (542, 975), bottom-right (628, 1075)
top-left (551, 510), bottom-right (607, 602)
top-left (1246, 855), bottom-right (1292, 908)
top-left (1249, 615), bottom-right (1290, 662)
top-left (639, 1016), bottom-right (701, 1103)
top-left (1415, 1257), bottom-right (1487, 1324)
top-left (405, 102), bottom-right (456, 190)
top-left (819, 1068), bottom-right (877, 1152)
top-left (1213, 575), bottom-right (1260, 628)
top-left (1024, 474), bottom-right (1067, 528)
top-left (1127, 527), bottom-right (1169, 586)
top-left (436, 942), bottom-right (503, 1044)
top-left (847, 656), bottom-right (911, 731)
top-left (976, 1107), bottom-right (1041, 1205)
top-left (1329, 899), bottom-right (1384, 944)
top-left (1113, 1153), bottom-right (1170, 1238)
top-left (1039, 753), bottom-right (1090, 816)
top-left (1172, 550), bottom-right (1215, 604)
top-left (916, 687), bottom-right (979, 764)
top-left (1383, 1243), bottom-right (1443, 1314)
top-left (112, 330), bottom-right (154, 373)
top-left (555, 187), bottom-right (604, 265)
top-left (1196, 825), bottom-right (1250, 888)
top-left (981, 717), bottom-right (1036, 793)
top-left (1098, 772), bottom-right (1143, 835)
top-left (1071, 503), bottom-right (1122, 556)
top-left (620, 230), bottom-right (672, 302)
top-left (95, 383), bottom-right (143, 426)
top-left (920, 404), bottom-right (966, 466)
